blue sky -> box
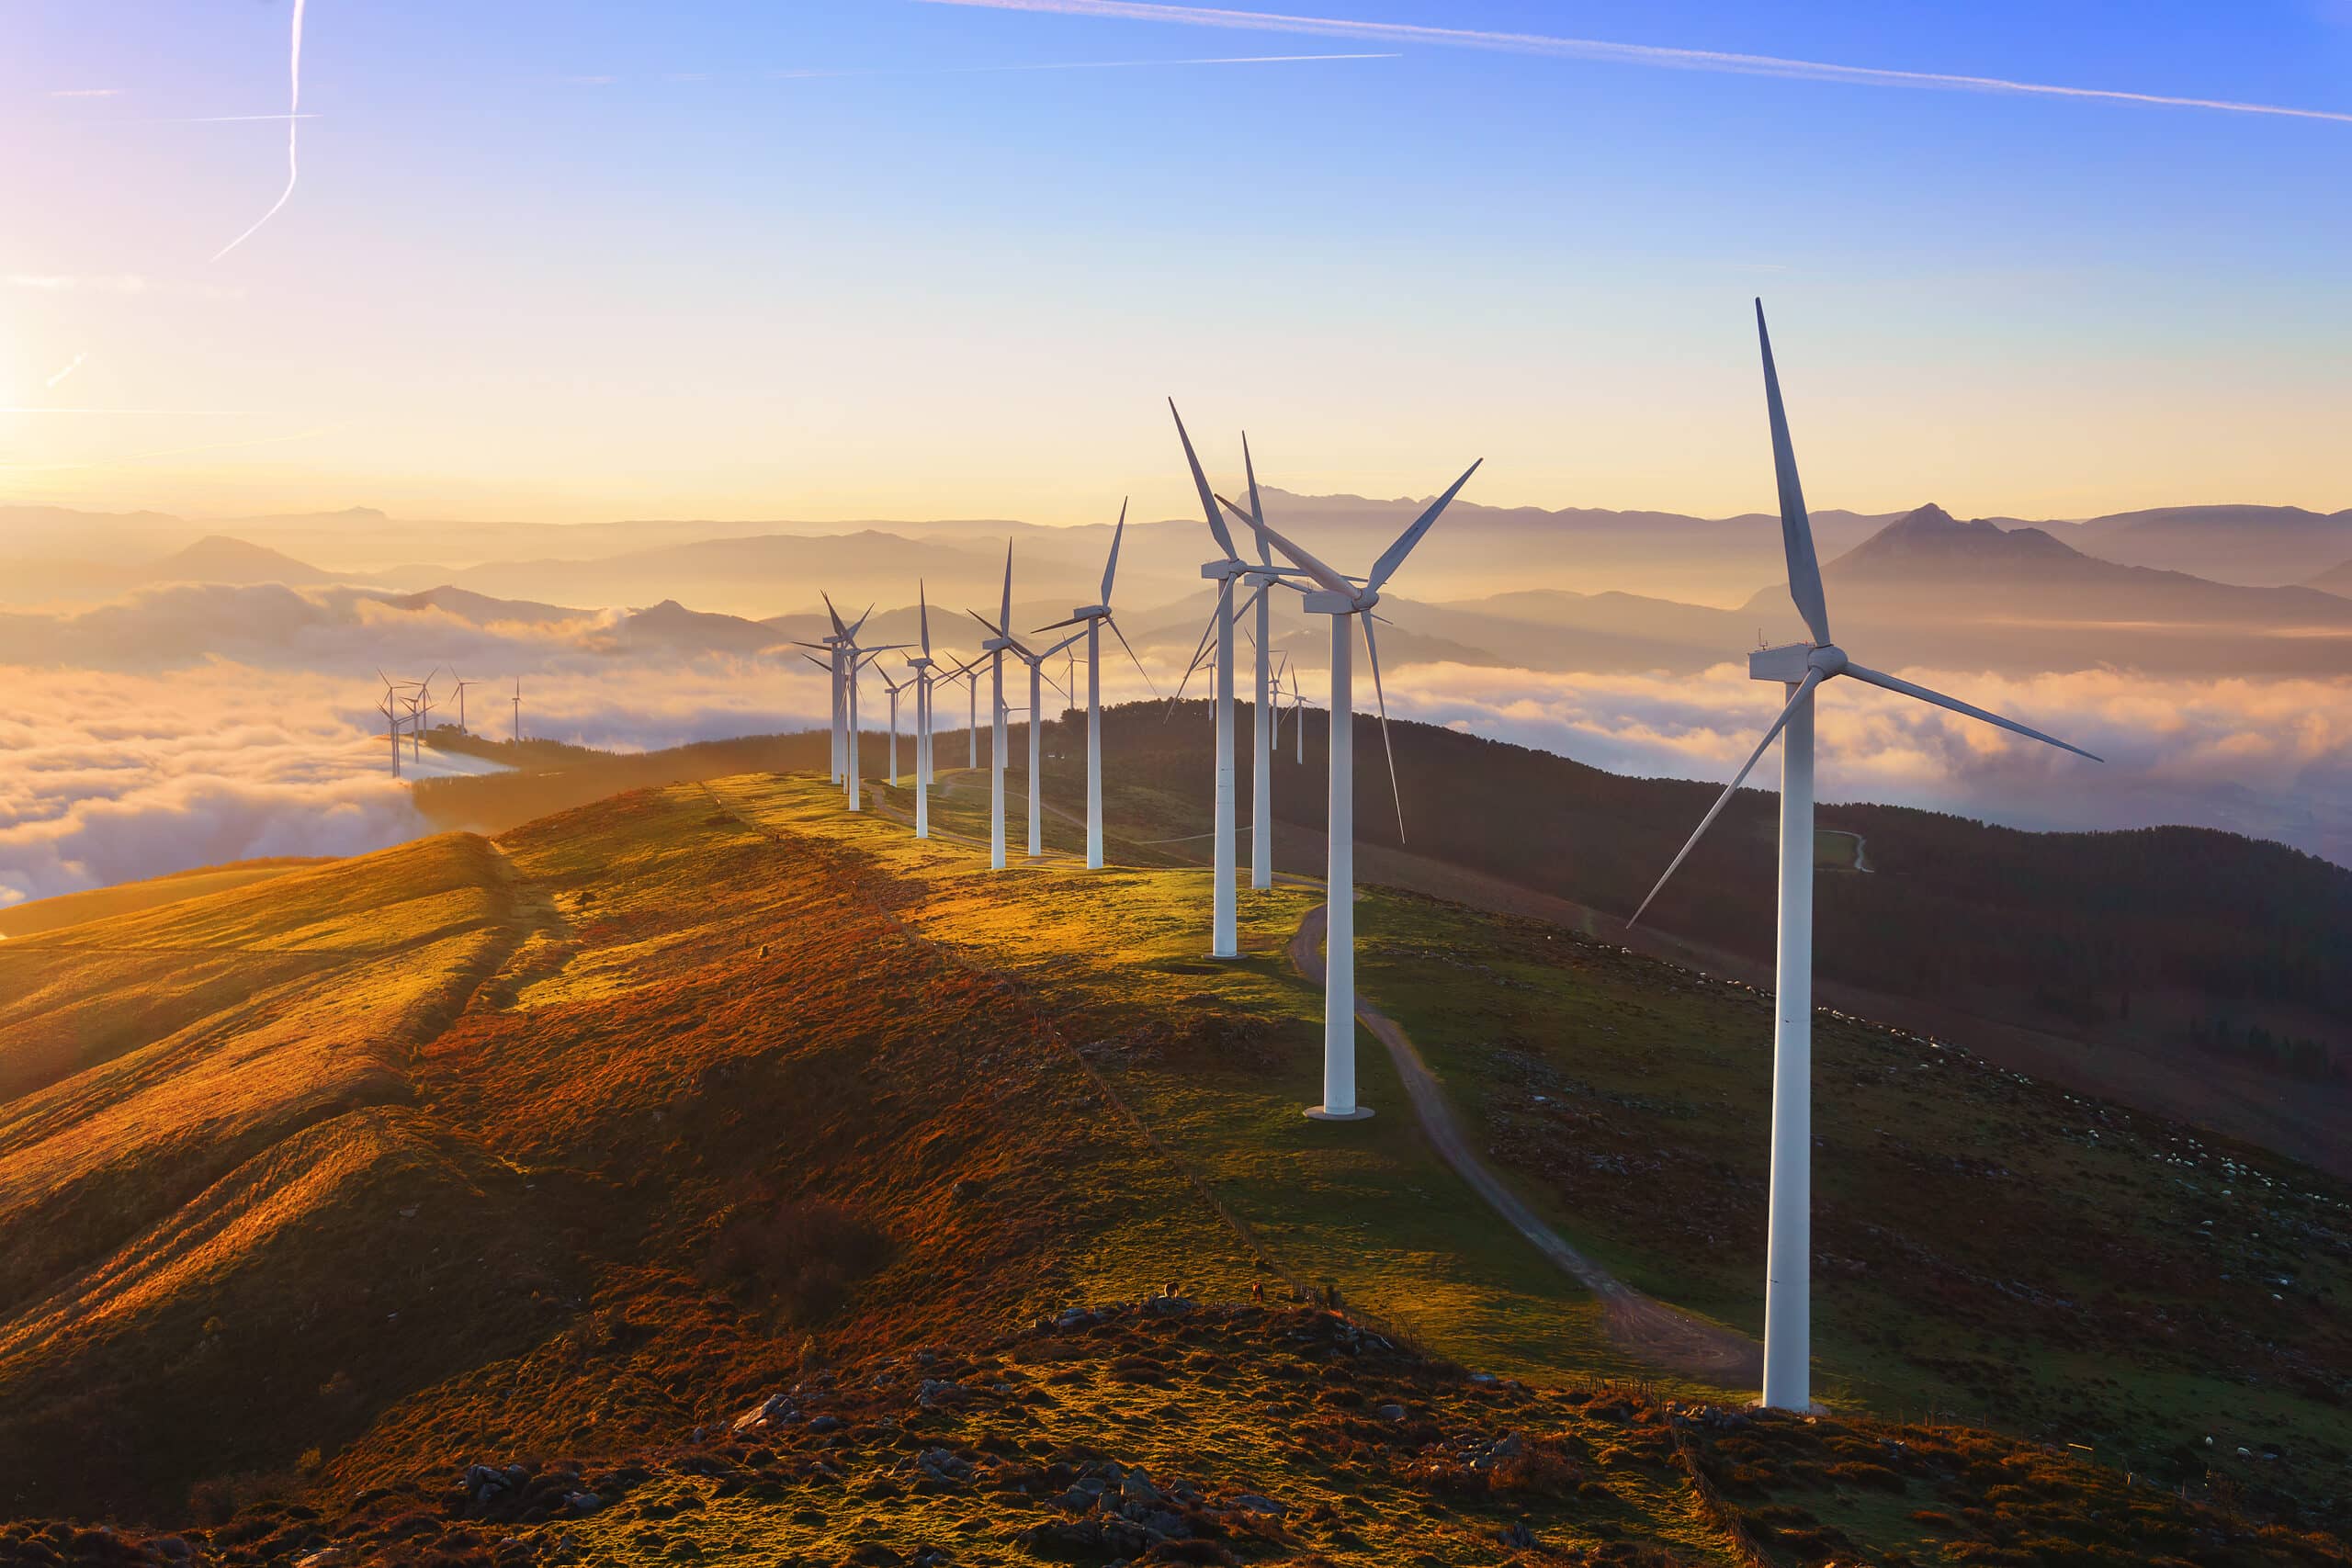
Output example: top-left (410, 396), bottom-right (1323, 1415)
top-left (4, 0), bottom-right (2349, 522)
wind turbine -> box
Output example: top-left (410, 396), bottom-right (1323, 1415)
top-left (973, 553), bottom-right (1080, 862)
top-left (879, 666), bottom-right (908, 784)
top-left (1240, 458), bottom-right (1484, 1122)
top-left (971, 542), bottom-right (1017, 870)
top-left (409, 668), bottom-right (440, 761)
top-left (836, 604), bottom-right (907, 815)
top-left (511, 677), bottom-right (522, 745)
top-left (375, 669), bottom-right (413, 776)
top-left (907, 583), bottom-right (939, 839)
top-left (1628, 300), bottom-right (2100, 1413)
top-left (1032, 500), bottom-right (1159, 869)
top-left (1170, 402), bottom-right (1254, 957)
top-left (1213, 443), bottom-right (1286, 892)
top-left (451, 677), bottom-right (473, 736)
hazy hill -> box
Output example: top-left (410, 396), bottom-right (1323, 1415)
top-left (386, 584), bottom-right (587, 624)
top-left (2309, 558), bottom-right (2352, 598)
top-left (447, 530), bottom-right (1010, 620)
top-left (0, 773), bottom-right (2341, 1562)
top-left (149, 535), bottom-right (334, 587)
top-left (1734, 503), bottom-right (2352, 674)
top-left (2064, 502), bottom-right (2352, 586)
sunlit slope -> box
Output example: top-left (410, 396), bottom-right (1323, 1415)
top-left (0, 858), bottom-right (324, 941)
top-left (0, 835), bottom-right (541, 1514)
top-left (0, 771), bottom-right (2340, 1564)
top-left (0, 840), bottom-right (509, 1107)
top-left (0, 781), bottom-right (1272, 1523)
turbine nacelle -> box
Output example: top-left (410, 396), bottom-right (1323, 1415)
top-left (1199, 559), bottom-right (1248, 582)
top-left (1065, 604), bottom-right (1110, 622)
top-left (1749, 641), bottom-right (1848, 682)
top-left (1302, 589), bottom-right (1367, 615)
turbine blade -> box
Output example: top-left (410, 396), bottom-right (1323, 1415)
top-left (1251, 516), bottom-right (1353, 599)
top-left (1628, 669), bottom-right (1824, 928)
top-left (1164, 582), bottom-right (1229, 713)
top-left (1757, 299), bottom-right (1831, 647)
top-left (1000, 538), bottom-right (1013, 633)
top-left (1366, 458), bottom-right (1483, 592)
top-left (1843, 661), bottom-right (2103, 761)
top-left (1102, 497), bottom-right (1126, 604)
top-left (1360, 613), bottom-right (1406, 843)
top-left (821, 591), bottom-right (847, 639)
top-left (1242, 431), bottom-right (1270, 566)
top-left (1031, 615), bottom-right (1091, 633)
top-left (1170, 399), bottom-right (1238, 560)
top-left (1105, 615), bottom-right (1160, 699)
top-left (849, 601), bottom-right (875, 639)
top-left (919, 580), bottom-right (931, 656)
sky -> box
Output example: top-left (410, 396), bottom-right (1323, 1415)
top-left (5, 0), bottom-right (2352, 525)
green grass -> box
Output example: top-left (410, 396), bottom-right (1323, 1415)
top-left (1345, 883), bottom-right (2352, 1515)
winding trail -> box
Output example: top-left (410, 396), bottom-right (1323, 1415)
top-left (1287, 901), bottom-right (1762, 1388)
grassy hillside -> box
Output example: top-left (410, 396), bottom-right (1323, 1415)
top-left (4, 772), bottom-right (2343, 1566)
top-left (0, 860), bottom-right (326, 941)
top-left (1054, 702), bottom-right (2351, 1173)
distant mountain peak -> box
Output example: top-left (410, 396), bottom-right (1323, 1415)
top-left (1835, 504), bottom-right (2085, 573)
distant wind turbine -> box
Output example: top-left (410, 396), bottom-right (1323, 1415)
top-left (1629, 299), bottom-right (2099, 1414)
top-left (1169, 402), bottom-right (1254, 956)
top-left (1214, 438), bottom-right (1288, 891)
top-left (1032, 499), bottom-right (1158, 869)
top-left (878, 664), bottom-right (909, 783)
top-left (512, 677), bottom-right (522, 745)
top-left (907, 582), bottom-right (939, 839)
top-left (975, 548), bottom-right (1082, 862)
top-left (1241, 456), bottom-right (1484, 1121)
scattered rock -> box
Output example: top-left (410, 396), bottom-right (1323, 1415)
top-left (808, 1415), bottom-right (843, 1434)
top-left (732, 1392), bottom-right (800, 1433)
top-left (1376, 1403), bottom-right (1407, 1422)
top-left (1227, 1493), bottom-right (1287, 1517)
top-left (1499, 1521), bottom-right (1539, 1549)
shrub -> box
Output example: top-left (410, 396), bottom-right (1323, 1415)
top-left (704, 1197), bottom-right (890, 1325)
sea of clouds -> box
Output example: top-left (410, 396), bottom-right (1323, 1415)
top-left (0, 581), bottom-right (2344, 907)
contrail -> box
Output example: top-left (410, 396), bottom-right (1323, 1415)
top-left (213, 0), bottom-right (310, 261)
top-left (916, 0), bottom-right (2352, 126)
top-left (143, 112), bottom-right (322, 124)
top-left (43, 355), bottom-right (88, 390)
top-left (764, 51), bottom-right (1397, 79)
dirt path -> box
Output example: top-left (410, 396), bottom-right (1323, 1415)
top-left (1286, 901), bottom-right (1762, 1389)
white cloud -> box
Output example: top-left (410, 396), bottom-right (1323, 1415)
top-left (1384, 661), bottom-right (2352, 863)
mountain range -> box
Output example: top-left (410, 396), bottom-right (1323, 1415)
top-left (5, 501), bottom-right (2346, 679)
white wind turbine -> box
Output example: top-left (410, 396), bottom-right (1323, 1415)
top-left (971, 542), bottom-right (1018, 870)
top-left (1031, 501), bottom-right (1159, 869)
top-left (1170, 403), bottom-right (1282, 956)
top-left (974, 601), bottom-right (1080, 863)
top-left (451, 676), bottom-right (474, 736)
top-left (1629, 299), bottom-right (2100, 1413)
top-left (879, 665), bottom-right (909, 784)
top-left (375, 669), bottom-right (413, 776)
top-left (1214, 445), bottom-right (1287, 892)
top-left (1241, 459), bottom-right (1483, 1122)
top-left (906, 583), bottom-right (940, 840)
top-left (837, 604), bottom-right (909, 815)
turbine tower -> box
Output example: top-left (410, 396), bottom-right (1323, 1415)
top-left (1033, 500), bottom-right (1157, 869)
top-left (1214, 441), bottom-right (1284, 891)
top-left (907, 583), bottom-right (938, 839)
top-left (1170, 402), bottom-right (1250, 957)
top-left (1629, 299), bottom-right (2099, 1413)
top-left (1242, 459), bottom-right (1484, 1122)
top-left (976, 604), bottom-right (1080, 862)
top-left (879, 665), bottom-right (908, 784)
top-left (512, 677), bottom-right (522, 745)
top-left (973, 542), bottom-right (1016, 870)
top-left (451, 677), bottom-right (473, 736)
top-left (375, 669), bottom-right (413, 776)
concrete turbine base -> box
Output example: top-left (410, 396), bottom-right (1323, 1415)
top-left (1302, 1105), bottom-right (1374, 1122)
